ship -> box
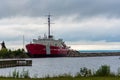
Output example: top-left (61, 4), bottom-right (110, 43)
top-left (26, 14), bottom-right (70, 57)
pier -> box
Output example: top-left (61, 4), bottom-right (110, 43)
top-left (0, 59), bottom-right (32, 68)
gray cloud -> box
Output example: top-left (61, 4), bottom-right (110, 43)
top-left (0, 0), bottom-right (120, 49)
top-left (0, 0), bottom-right (120, 19)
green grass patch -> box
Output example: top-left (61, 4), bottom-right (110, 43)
top-left (0, 77), bottom-right (120, 80)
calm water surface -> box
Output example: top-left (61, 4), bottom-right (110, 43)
top-left (0, 56), bottom-right (120, 77)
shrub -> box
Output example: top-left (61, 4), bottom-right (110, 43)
top-left (79, 67), bottom-right (92, 77)
top-left (12, 69), bottom-right (30, 78)
top-left (94, 65), bottom-right (111, 76)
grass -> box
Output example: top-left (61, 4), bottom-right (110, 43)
top-left (0, 77), bottom-right (120, 80)
top-left (0, 65), bottom-right (120, 80)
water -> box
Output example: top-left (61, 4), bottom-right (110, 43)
top-left (80, 50), bottom-right (120, 53)
top-left (0, 56), bottom-right (120, 77)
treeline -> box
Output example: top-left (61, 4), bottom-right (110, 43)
top-left (0, 48), bottom-right (29, 58)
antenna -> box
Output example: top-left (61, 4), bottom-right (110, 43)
top-left (23, 35), bottom-right (25, 50)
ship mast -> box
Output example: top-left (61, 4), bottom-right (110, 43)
top-left (48, 14), bottom-right (51, 39)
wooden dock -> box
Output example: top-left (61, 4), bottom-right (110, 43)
top-left (0, 59), bottom-right (32, 68)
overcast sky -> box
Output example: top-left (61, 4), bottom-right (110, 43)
top-left (0, 0), bottom-right (120, 50)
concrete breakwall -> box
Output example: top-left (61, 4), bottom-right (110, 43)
top-left (67, 50), bottom-right (120, 57)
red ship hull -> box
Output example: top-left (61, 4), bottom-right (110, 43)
top-left (26, 44), bottom-right (68, 57)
